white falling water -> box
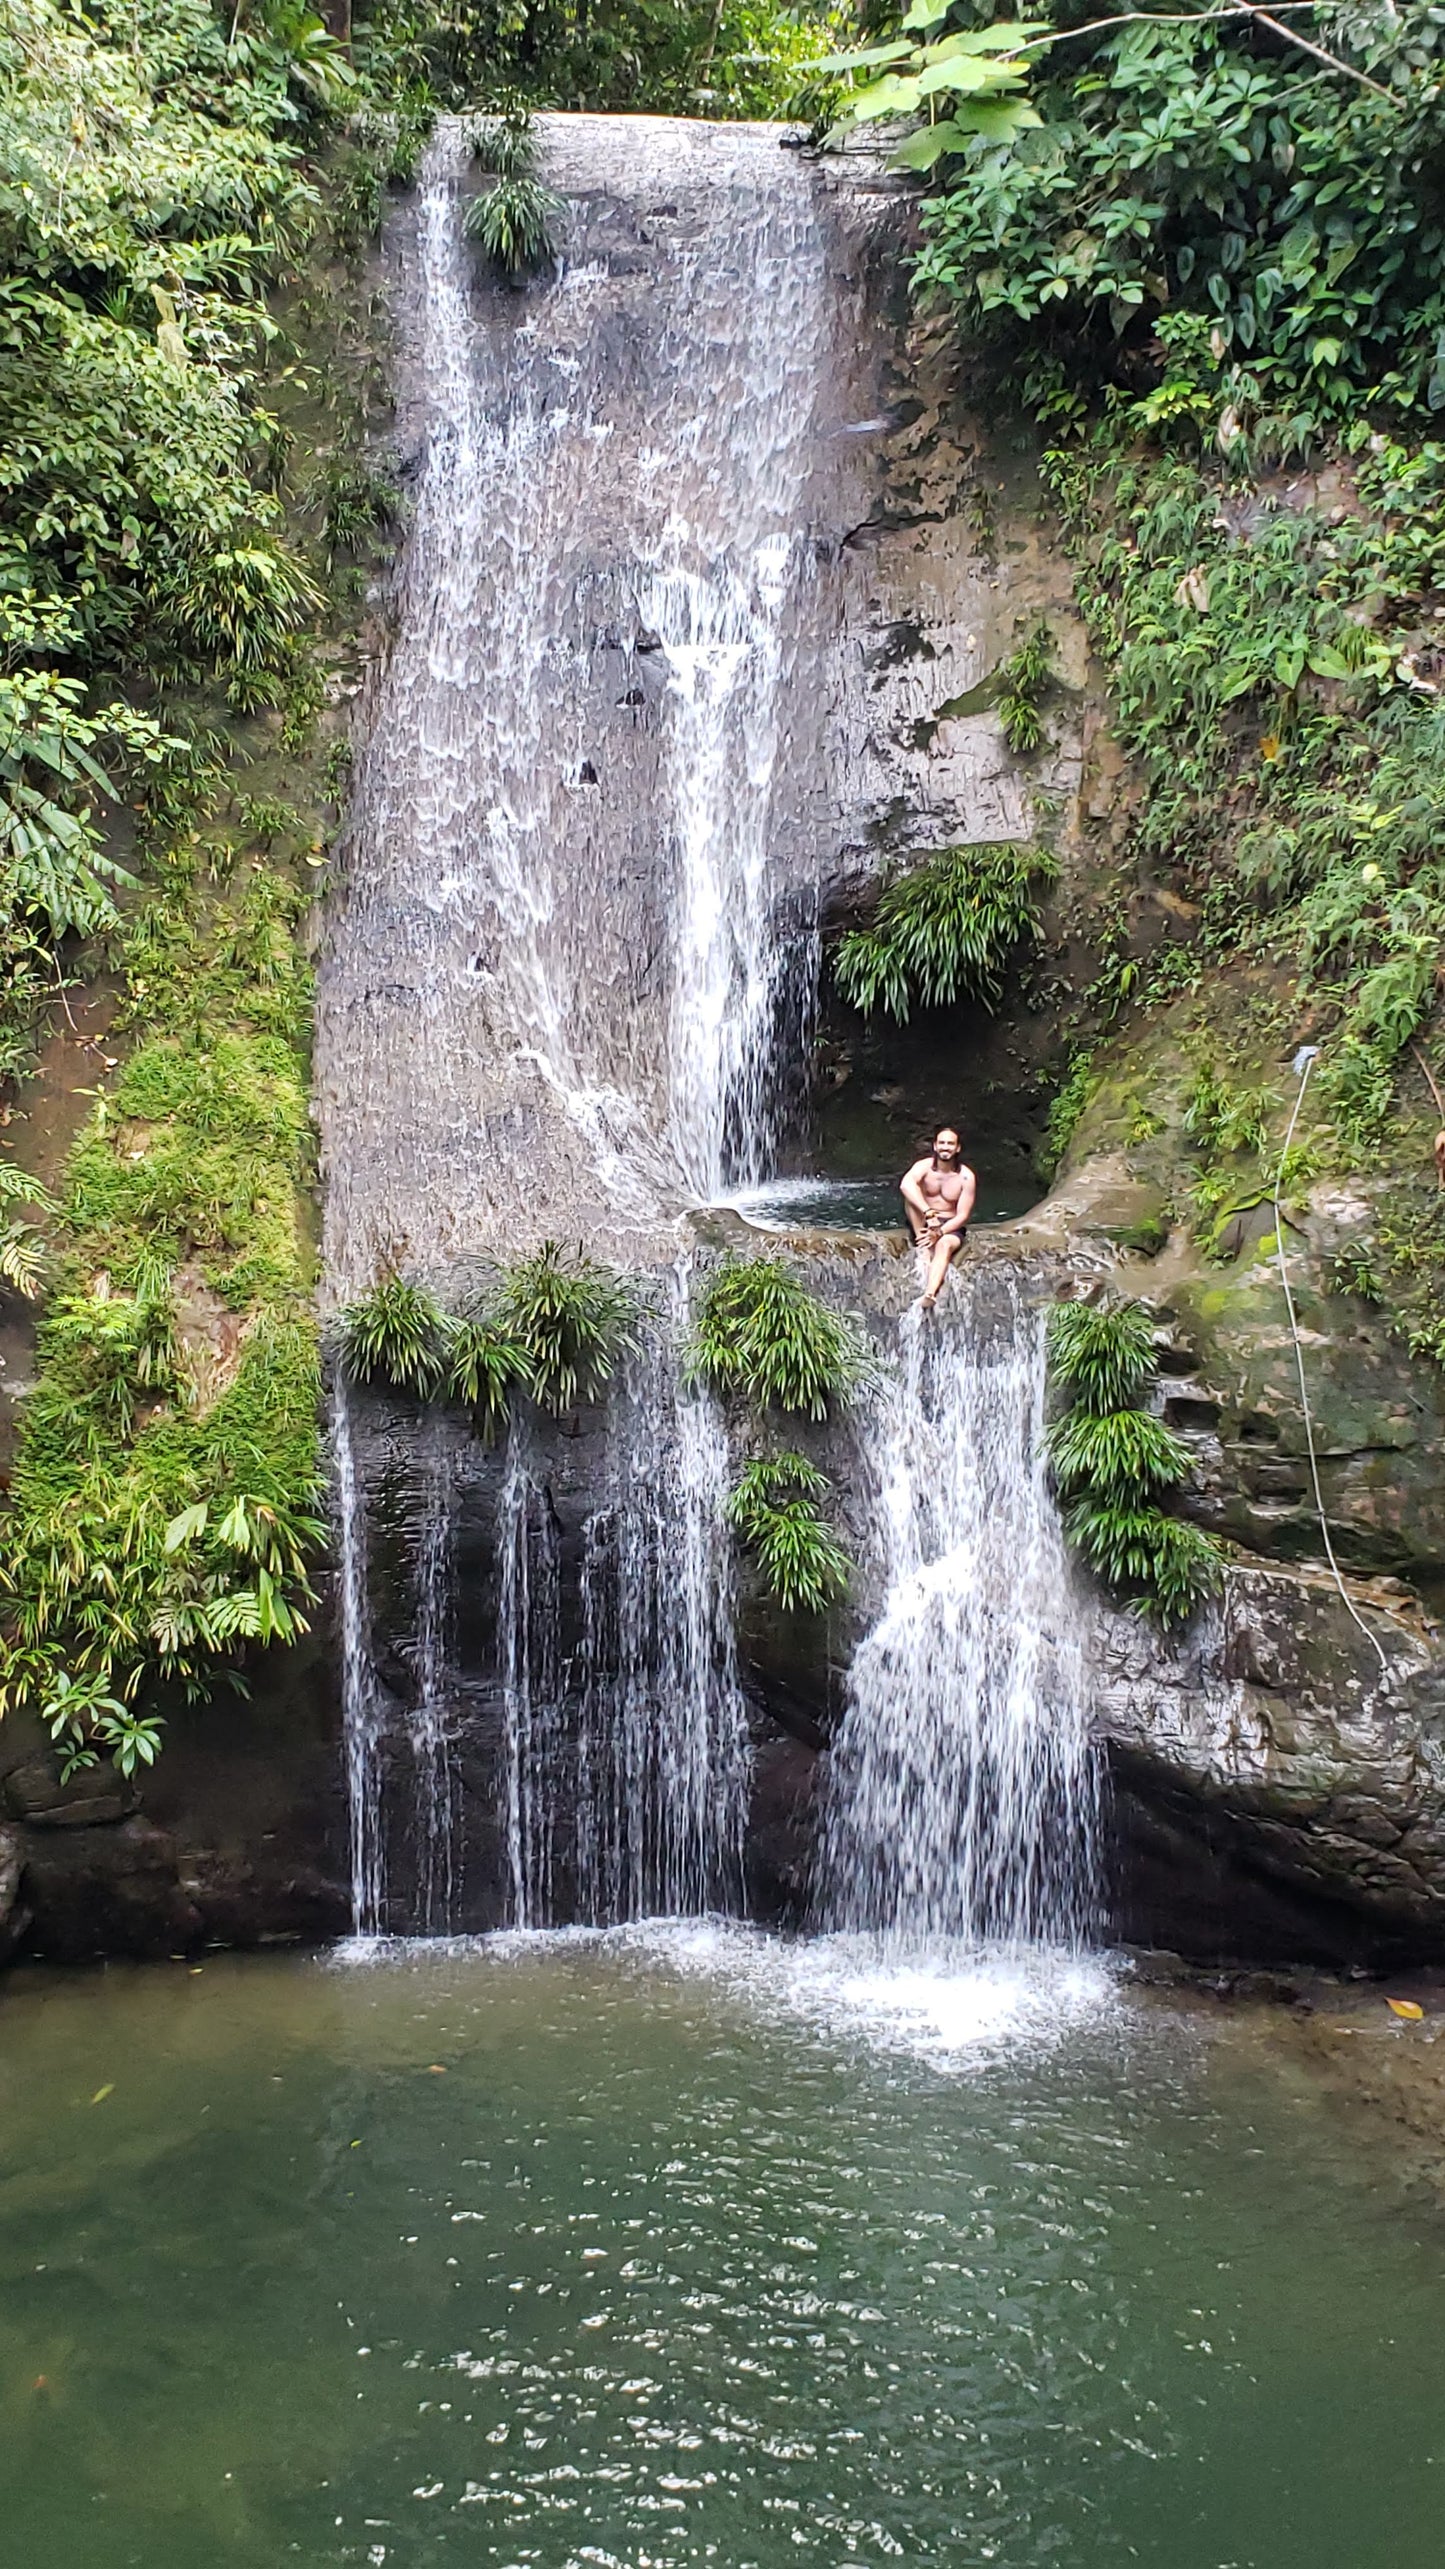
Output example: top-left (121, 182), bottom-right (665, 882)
top-left (501, 1283), bottom-right (749, 1927)
top-left (410, 1428), bottom-right (461, 1935)
top-left (822, 1264), bottom-right (1099, 1947)
top-left (319, 118), bottom-right (843, 1283)
top-left (646, 540), bottom-right (816, 1200)
top-left (332, 1384), bottom-right (387, 1938)
top-left (321, 118), bottom-right (862, 1933)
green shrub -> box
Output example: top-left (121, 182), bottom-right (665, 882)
top-left (336, 1246), bottom-right (636, 1418)
top-left (1046, 1404), bottom-right (1190, 1505)
top-left (833, 840), bottom-right (1056, 1022)
top-left (725, 1454), bottom-right (852, 1615)
top-left (464, 173), bottom-right (565, 274)
top-left (334, 1275), bottom-right (450, 1396)
top-left (1038, 1049), bottom-right (1097, 1183)
top-left (1046, 1298), bottom-right (1156, 1412)
top-left (470, 108), bottom-right (538, 177)
top-left (1063, 1498), bottom-right (1223, 1631)
top-left (1047, 1296), bottom-right (1223, 1626)
top-left (445, 1313), bottom-right (535, 1433)
top-left (995, 621), bottom-right (1054, 756)
top-left (688, 1257), bottom-right (872, 1421)
top-left (490, 1242), bottom-right (638, 1412)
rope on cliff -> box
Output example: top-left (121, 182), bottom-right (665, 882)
top-left (1273, 1046), bottom-right (1389, 1673)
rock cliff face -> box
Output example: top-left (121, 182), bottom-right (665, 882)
top-left (987, 1144), bottom-right (1445, 1962)
top-left (0, 1681), bottom-right (347, 1966)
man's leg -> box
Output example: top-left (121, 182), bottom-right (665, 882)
top-left (921, 1234), bottom-right (960, 1307)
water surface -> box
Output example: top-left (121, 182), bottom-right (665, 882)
top-left (1, 1929), bottom-right (1440, 2568)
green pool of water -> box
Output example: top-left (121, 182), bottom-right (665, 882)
top-left (1, 1928), bottom-right (1441, 2568)
top-left (726, 1177), bottom-right (1036, 1234)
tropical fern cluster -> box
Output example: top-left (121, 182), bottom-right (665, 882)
top-left (994, 621), bottom-right (1055, 756)
top-left (1046, 1299), bottom-right (1223, 1627)
top-left (687, 1255), bottom-right (873, 1421)
top-left (689, 1255), bottom-right (867, 1614)
top-left (725, 1455), bottom-right (851, 1616)
top-left (833, 841), bottom-right (1057, 1022)
top-left (336, 1244), bottom-right (638, 1425)
top-left (465, 109), bottom-right (564, 274)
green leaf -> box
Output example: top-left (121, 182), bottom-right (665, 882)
top-left (813, 40), bottom-right (912, 73)
top-left (891, 120), bottom-right (970, 170)
top-left (850, 71), bottom-right (923, 119)
top-left (163, 1501), bottom-right (209, 1552)
top-left (915, 53), bottom-right (1019, 97)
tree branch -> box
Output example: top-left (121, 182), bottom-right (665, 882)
top-left (1015, 3), bottom-right (1395, 99)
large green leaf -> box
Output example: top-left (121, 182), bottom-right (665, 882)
top-left (813, 40), bottom-right (912, 73)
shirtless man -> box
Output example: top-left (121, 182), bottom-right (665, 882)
top-left (900, 1127), bottom-right (977, 1308)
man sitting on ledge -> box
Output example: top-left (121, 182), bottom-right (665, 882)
top-left (901, 1126), bottom-right (976, 1309)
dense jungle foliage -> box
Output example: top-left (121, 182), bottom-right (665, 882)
top-left (861, 0), bottom-right (1445, 1364)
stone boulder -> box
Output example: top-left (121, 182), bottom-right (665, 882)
top-left (1097, 1562), bottom-right (1445, 1965)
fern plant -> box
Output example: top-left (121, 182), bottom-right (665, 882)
top-left (994, 620), bottom-right (1055, 755)
top-left (688, 1257), bottom-right (873, 1422)
top-left (1046, 1404), bottom-right (1189, 1504)
top-left (445, 1313), bottom-right (535, 1434)
top-left (1046, 1295), bottom-right (1222, 1627)
top-left (1063, 1500), bottom-right (1224, 1629)
top-left (334, 1275), bottom-right (450, 1396)
top-left (1046, 1298), bottom-right (1156, 1411)
top-left (470, 108), bottom-right (538, 178)
top-left (726, 1455), bottom-right (852, 1615)
top-left (0, 1162), bottom-right (56, 1299)
top-left (465, 173), bottom-right (564, 274)
top-left (491, 1243), bottom-right (638, 1412)
top-left (833, 841), bottom-right (1056, 1021)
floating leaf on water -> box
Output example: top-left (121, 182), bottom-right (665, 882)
top-left (1386, 1997), bottom-right (1425, 2020)
top-left (91, 2083), bottom-right (115, 2103)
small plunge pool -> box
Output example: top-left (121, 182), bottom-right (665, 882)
top-left (1, 1928), bottom-right (1440, 2569)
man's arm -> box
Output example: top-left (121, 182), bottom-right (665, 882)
top-left (900, 1159), bottom-right (933, 1221)
top-left (938, 1165), bottom-right (977, 1234)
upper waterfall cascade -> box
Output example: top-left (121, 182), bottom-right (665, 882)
top-left (317, 116), bottom-right (1096, 1943)
top-left (318, 118), bottom-right (879, 1289)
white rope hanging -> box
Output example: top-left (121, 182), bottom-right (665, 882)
top-left (1272, 1047), bottom-right (1389, 1676)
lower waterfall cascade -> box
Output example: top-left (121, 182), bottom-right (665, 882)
top-left (319, 114), bottom-right (1099, 1945)
top-left (822, 1263), bottom-right (1100, 1947)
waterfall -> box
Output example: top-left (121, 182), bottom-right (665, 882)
top-left (332, 1384), bottom-right (387, 1938)
top-left (822, 1263), bottom-right (1099, 1947)
top-left (319, 118), bottom-right (846, 1287)
top-left (409, 1427), bottom-right (461, 1935)
top-left (319, 116), bottom-right (872, 1936)
top-left (501, 1289), bottom-right (749, 1927)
